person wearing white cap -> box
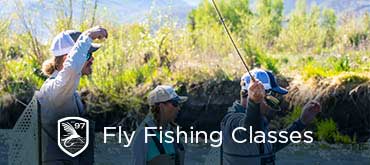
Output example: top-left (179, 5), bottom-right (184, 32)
top-left (36, 26), bottom-right (108, 165)
top-left (220, 69), bottom-right (321, 165)
top-left (131, 85), bottom-right (188, 165)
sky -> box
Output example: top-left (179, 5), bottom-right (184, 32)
top-left (0, 0), bottom-right (203, 43)
top-left (186, 0), bottom-right (202, 7)
top-left (1, 0), bottom-right (369, 44)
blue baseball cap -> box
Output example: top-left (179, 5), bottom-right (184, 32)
top-left (241, 69), bottom-right (288, 95)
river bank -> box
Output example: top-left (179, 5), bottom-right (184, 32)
top-left (1, 74), bottom-right (370, 142)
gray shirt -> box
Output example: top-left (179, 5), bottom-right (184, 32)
top-left (221, 100), bottom-right (306, 165)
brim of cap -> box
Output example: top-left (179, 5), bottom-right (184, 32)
top-left (173, 96), bottom-right (188, 103)
top-left (271, 86), bottom-right (288, 95)
top-left (88, 43), bottom-right (101, 53)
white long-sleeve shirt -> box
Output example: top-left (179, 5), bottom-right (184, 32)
top-left (36, 33), bottom-right (94, 164)
top-left (38, 33), bottom-right (91, 120)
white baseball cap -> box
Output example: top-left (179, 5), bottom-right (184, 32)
top-left (148, 85), bottom-right (188, 106)
top-left (50, 30), bottom-right (101, 57)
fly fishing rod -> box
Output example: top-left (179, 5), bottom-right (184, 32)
top-left (210, 0), bottom-right (255, 81)
top-left (210, 0), bottom-right (281, 110)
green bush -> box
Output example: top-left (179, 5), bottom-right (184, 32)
top-left (276, 0), bottom-right (323, 54)
top-left (321, 9), bottom-right (337, 48)
top-left (253, 49), bottom-right (279, 73)
top-left (301, 61), bottom-right (333, 80)
top-left (1, 56), bottom-right (44, 94)
top-left (316, 119), bottom-right (354, 144)
top-left (333, 56), bottom-right (350, 72)
top-left (250, 0), bottom-right (283, 49)
top-left (282, 106), bottom-right (302, 127)
top-left (189, 0), bottom-right (251, 33)
top-left (0, 0), bottom-right (369, 114)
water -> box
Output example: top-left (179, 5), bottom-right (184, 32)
top-left (1, 130), bottom-right (370, 165)
top-left (93, 133), bottom-right (370, 165)
top-left (275, 143), bottom-right (370, 165)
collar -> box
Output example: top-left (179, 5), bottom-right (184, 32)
top-left (228, 100), bottom-right (246, 113)
top-left (49, 70), bottom-right (59, 79)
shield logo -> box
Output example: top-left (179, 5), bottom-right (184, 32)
top-left (58, 117), bottom-right (89, 157)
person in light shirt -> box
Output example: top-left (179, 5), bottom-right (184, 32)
top-left (37, 26), bottom-right (108, 165)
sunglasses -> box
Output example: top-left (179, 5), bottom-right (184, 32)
top-left (241, 89), bottom-right (283, 111)
top-left (86, 52), bottom-right (93, 61)
top-left (155, 99), bottom-right (181, 107)
top-left (241, 90), bottom-right (248, 98)
top-left (265, 90), bottom-right (283, 111)
top-left (167, 99), bottom-right (180, 107)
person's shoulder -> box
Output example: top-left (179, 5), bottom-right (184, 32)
top-left (133, 118), bottom-right (154, 142)
top-left (221, 111), bottom-right (245, 129)
top-left (133, 125), bottom-right (147, 140)
top-left (227, 100), bottom-right (246, 112)
top-left (131, 125), bottom-right (148, 151)
top-left (37, 79), bottom-right (54, 97)
top-left (223, 112), bottom-right (245, 122)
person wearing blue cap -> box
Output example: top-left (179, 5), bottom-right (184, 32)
top-left (37, 26), bottom-right (108, 165)
top-left (220, 69), bottom-right (321, 165)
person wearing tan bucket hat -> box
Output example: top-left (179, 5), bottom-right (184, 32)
top-left (132, 85), bottom-right (187, 165)
top-left (36, 26), bottom-right (108, 165)
top-left (220, 68), bottom-right (321, 165)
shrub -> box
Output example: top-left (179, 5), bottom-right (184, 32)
top-left (316, 119), bottom-right (354, 144)
top-left (282, 106), bottom-right (302, 127)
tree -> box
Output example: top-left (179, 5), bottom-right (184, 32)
top-left (188, 0), bottom-right (251, 32)
top-left (13, 0), bottom-right (42, 62)
top-left (250, 0), bottom-right (283, 49)
top-left (276, 0), bottom-right (323, 53)
top-left (321, 9), bottom-right (336, 48)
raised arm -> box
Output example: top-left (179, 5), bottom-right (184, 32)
top-left (50, 27), bottom-right (108, 100)
top-left (273, 100), bottom-right (321, 152)
top-left (243, 80), bottom-right (265, 131)
top-left (223, 81), bottom-right (265, 140)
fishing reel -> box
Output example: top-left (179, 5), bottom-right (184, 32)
top-left (265, 91), bottom-right (282, 111)
top-left (242, 89), bottom-right (283, 111)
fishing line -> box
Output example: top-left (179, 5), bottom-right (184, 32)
top-left (210, 0), bottom-right (255, 81)
top-left (211, 0), bottom-right (281, 110)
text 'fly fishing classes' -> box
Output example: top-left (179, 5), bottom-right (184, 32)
top-left (103, 126), bottom-right (313, 148)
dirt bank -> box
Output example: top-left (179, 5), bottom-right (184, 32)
top-left (1, 74), bottom-right (369, 141)
top-left (285, 74), bottom-right (370, 142)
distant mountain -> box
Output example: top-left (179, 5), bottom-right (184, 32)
top-left (1, 0), bottom-right (369, 25)
top-left (0, 0), bottom-right (195, 24)
top-left (282, 0), bottom-right (370, 15)
top-left (98, 0), bottom-right (194, 23)
top-left (0, 0), bottom-right (369, 43)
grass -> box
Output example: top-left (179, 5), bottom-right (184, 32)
top-left (281, 108), bottom-right (355, 144)
top-left (316, 119), bottom-right (355, 144)
top-left (0, 0), bottom-right (370, 143)
top-left (1, 56), bottom-right (45, 95)
top-left (282, 106), bottom-right (302, 127)
top-left (1, 1), bottom-right (369, 102)
top-left (337, 73), bottom-right (369, 84)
